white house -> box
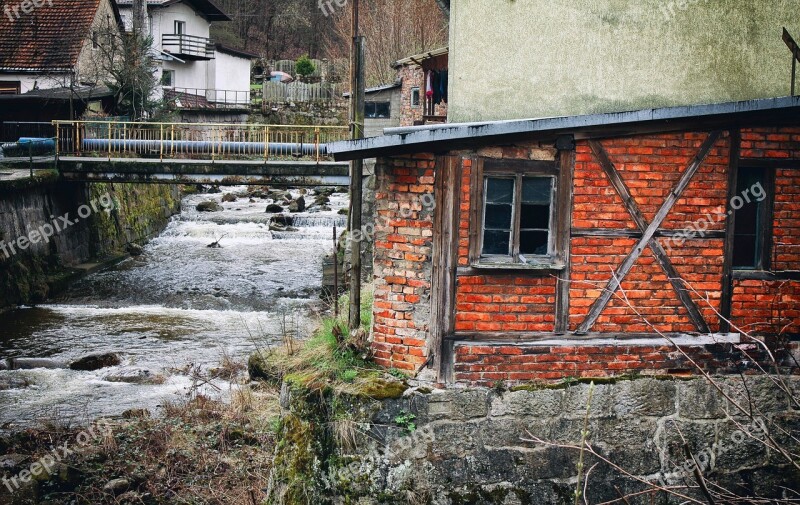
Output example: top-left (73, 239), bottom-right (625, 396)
top-left (116, 0), bottom-right (256, 115)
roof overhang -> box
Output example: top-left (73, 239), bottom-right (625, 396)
top-left (328, 96), bottom-right (800, 161)
top-left (392, 47), bottom-right (449, 68)
top-left (146, 0), bottom-right (231, 21)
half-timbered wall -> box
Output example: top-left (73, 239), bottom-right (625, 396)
top-left (370, 126), bottom-right (800, 384)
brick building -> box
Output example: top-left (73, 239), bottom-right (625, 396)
top-left (330, 97), bottom-right (800, 385)
top-left (392, 48), bottom-right (448, 127)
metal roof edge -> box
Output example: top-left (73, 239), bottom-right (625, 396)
top-left (328, 96), bottom-right (800, 160)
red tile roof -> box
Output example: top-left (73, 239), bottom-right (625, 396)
top-left (0, 0), bottom-right (102, 71)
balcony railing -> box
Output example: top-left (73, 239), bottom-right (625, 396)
top-left (162, 33), bottom-right (215, 60)
top-left (164, 87), bottom-right (250, 110)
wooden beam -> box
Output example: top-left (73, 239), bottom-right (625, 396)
top-left (575, 131), bottom-right (722, 334)
top-left (588, 140), bottom-right (710, 333)
top-left (554, 146), bottom-right (575, 334)
top-left (732, 270), bottom-right (800, 281)
top-left (431, 155), bottom-right (462, 383)
top-left (570, 228), bottom-right (725, 239)
top-left (720, 130), bottom-right (740, 333)
top-left (448, 331), bottom-right (734, 342)
top-left (739, 158), bottom-right (800, 169)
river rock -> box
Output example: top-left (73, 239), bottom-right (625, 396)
top-left (0, 361), bottom-right (6, 371)
top-left (206, 186), bottom-right (221, 194)
top-left (270, 215), bottom-right (293, 226)
top-left (127, 244), bottom-right (144, 257)
top-left (0, 376), bottom-right (31, 390)
top-left (288, 196), bottom-right (305, 213)
top-left (269, 223), bottom-right (286, 232)
top-left (105, 369), bottom-right (163, 385)
top-left (103, 478), bottom-right (130, 495)
top-left (70, 353), bottom-right (121, 371)
top-left (222, 193), bottom-right (237, 202)
top-left (196, 201), bottom-right (222, 212)
top-left (6, 358), bottom-right (64, 370)
top-left (266, 203), bottom-right (283, 213)
top-left (314, 195), bottom-right (331, 206)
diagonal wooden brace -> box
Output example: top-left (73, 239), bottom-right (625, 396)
top-left (575, 131), bottom-right (722, 335)
top-left (588, 140), bottom-right (711, 333)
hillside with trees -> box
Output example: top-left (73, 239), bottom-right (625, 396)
top-left (211, 0), bottom-right (448, 86)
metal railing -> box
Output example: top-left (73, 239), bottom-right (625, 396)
top-left (162, 33), bottom-right (215, 59)
top-left (164, 87), bottom-right (251, 110)
top-left (52, 120), bottom-right (350, 162)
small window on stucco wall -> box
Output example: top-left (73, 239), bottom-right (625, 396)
top-left (470, 158), bottom-right (563, 269)
top-left (411, 87), bottom-right (420, 106)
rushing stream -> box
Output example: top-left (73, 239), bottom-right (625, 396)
top-left (0, 187), bottom-right (347, 428)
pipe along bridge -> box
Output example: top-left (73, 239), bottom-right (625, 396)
top-left (3, 121), bottom-right (352, 186)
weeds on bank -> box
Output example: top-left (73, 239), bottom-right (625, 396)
top-left (249, 287), bottom-right (407, 396)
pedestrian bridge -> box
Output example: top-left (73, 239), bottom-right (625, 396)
top-left (2, 121), bottom-right (351, 186)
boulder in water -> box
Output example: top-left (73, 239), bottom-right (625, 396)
top-left (222, 193), bottom-right (237, 203)
top-left (314, 195), bottom-right (331, 206)
top-left (105, 369), bottom-right (164, 385)
top-left (269, 223), bottom-right (285, 232)
top-left (0, 361), bottom-right (6, 371)
top-left (6, 358), bottom-right (64, 370)
top-left (70, 353), bottom-right (121, 371)
top-left (266, 203), bottom-right (283, 213)
top-left (288, 196), bottom-right (305, 213)
top-left (270, 215), bottom-right (293, 227)
top-left (127, 244), bottom-right (144, 257)
top-left (196, 201), bottom-right (222, 212)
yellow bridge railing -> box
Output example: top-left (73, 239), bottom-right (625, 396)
top-left (52, 120), bottom-right (350, 162)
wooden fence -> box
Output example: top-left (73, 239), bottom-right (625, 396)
top-left (261, 82), bottom-right (343, 104)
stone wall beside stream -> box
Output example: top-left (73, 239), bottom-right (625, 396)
top-left (0, 175), bottom-right (180, 308)
top-left (268, 376), bottom-right (800, 505)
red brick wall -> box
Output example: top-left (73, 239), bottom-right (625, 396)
top-left (453, 342), bottom-right (794, 386)
top-left (397, 65), bottom-right (448, 127)
top-left (370, 127), bottom-right (800, 383)
top-left (570, 133), bottom-right (730, 334)
top-left (729, 127), bottom-right (800, 336)
top-left (371, 154), bottom-right (436, 371)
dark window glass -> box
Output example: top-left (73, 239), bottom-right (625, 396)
top-left (365, 102), bottom-right (391, 118)
top-left (482, 178), bottom-right (514, 255)
top-left (411, 87), bottom-right (420, 106)
top-left (733, 168), bottom-right (767, 269)
top-left (519, 178), bottom-right (552, 255)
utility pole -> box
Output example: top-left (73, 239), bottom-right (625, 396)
top-left (132, 0), bottom-right (146, 39)
top-left (348, 0), bottom-right (365, 331)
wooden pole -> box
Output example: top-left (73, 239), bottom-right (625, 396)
top-left (348, 0), bottom-right (365, 331)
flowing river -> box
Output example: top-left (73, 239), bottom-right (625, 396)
top-left (0, 187), bottom-right (347, 428)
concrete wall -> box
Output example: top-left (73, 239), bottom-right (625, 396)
top-left (0, 177), bottom-right (180, 308)
top-left (448, 0), bottom-right (800, 122)
top-left (269, 376), bottom-right (800, 504)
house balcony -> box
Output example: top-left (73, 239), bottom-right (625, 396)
top-left (162, 34), bottom-right (215, 60)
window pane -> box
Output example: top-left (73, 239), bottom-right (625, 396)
top-left (486, 178), bottom-right (514, 204)
top-left (520, 231), bottom-right (549, 255)
top-left (485, 203), bottom-right (512, 229)
top-left (732, 168), bottom-right (766, 269)
top-left (520, 203), bottom-right (550, 229)
top-left (483, 231), bottom-right (511, 255)
top-left (523, 177), bottom-right (552, 204)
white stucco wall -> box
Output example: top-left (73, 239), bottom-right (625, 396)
top-left (211, 51), bottom-right (252, 99)
top-left (448, 0), bottom-right (800, 122)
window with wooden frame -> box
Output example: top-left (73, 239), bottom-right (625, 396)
top-left (732, 165), bottom-right (774, 270)
top-left (470, 158), bottom-right (564, 269)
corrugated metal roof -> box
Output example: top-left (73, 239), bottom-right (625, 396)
top-left (328, 96), bottom-right (800, 161)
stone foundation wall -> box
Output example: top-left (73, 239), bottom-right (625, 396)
top-left (268, 376), bottom-right (800, 504)
top-left (0, 176), bottom-right (180, 308)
